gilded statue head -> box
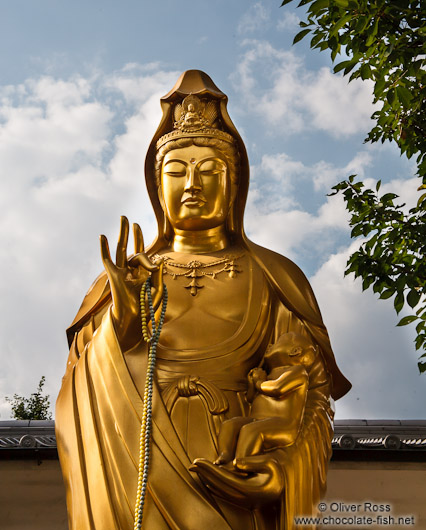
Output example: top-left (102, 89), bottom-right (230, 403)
top-left (144, 71), bottom-right (250, 250)
top-left (154, 95), bottom-right (240, 233)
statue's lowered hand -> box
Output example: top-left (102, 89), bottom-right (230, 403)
top-left (190, 452), bottom-right (284, 508)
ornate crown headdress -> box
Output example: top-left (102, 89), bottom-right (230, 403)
top-left (156, 94), bottom-right (235, 149)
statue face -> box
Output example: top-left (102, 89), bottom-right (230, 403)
top-left (160, 145), bottom-right (232, 231)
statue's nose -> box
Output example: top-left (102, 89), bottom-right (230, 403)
top-left (184, 167), bottom-right (202, 192)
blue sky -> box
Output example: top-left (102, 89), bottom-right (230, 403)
top-left (0, 1), bottom-right (424, 420)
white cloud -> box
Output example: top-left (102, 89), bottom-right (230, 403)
top-left (375, 176), bottom-right (420, 213)
top-left (304, 67), bottom-right (376, 136)
top-left (259, 152), bottom-right (306, 183)
top-left (237, 2), bottom-right (270, 34)
top-left (277, 11), bottom-right (300, 31)
top-left (245, 149), bottom-right (373, 257)
top-left (312, 151), bottom-right (373, 192)
top-left (105, 65), bottom-right (179, 104)
top-left (245, 151), bottom-right (352, 261)
top-left (310, 246), bottom-right (426, 419)
top-left (0, 67), bottom-right (176, 418)
top-left (245, 192), bottom-right (349, 262)
top-left (0, 76), bottom-right (112, 194)
top-left (0, 61), bottom-right (420, 424)
top-left (231, 40), bottom-right (376, 137)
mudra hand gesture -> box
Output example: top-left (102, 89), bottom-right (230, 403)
top-left (100, 215), bottom-right (163, 350)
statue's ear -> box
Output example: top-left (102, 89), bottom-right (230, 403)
top-left (230, 180), bottom-right (238, 206)
top-left (226, 186), bottom-right (238, 235)
top-left (157, 185), bottom-right (164, 208)
top-left (157, 185), bottom-right (174, 239)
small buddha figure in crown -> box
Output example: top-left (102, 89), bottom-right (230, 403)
top-left (174, 94), bottom-right (214, 131)
top-left (56, 70), bottom-right (350, 530)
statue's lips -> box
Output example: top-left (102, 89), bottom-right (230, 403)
top-left (182, 195), bottom-right (207, 207)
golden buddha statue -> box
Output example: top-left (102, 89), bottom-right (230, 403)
top-left (56, 70), bottom-right (351, 530)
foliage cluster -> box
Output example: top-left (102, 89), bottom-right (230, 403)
top-left (281, 0), bottom-right (426, 371)
top-left (5, 376), bottom-right (52, 420)
top-left (330, 177), bottom-right (426, 372)
top-left (286, 0), bottom-right (425, 166)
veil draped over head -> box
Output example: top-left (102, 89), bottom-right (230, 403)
top-left (144, 69), bottom-right (250, 252)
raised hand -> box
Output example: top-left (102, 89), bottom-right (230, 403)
top-left (100, 216), bottom-right (163, 350)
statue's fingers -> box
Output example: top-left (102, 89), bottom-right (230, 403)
top-left (189, 459), bottom-right (249, 503)
top-left (133, 223), bottom-right (144, 254)
top-left (151, 260), bottom-right (164, 283)
top-left (235, 454), bottom-right (284, 499)
top-left (233, 454), bottom-right (284, 491)
top-left (116, 216), bottom-right (129, 268)
top-left (130, 253), bottom-right (159, 273)
top-left (151, 261), bottom-right (164, 309)
top-left (100, 235), bottom-right (114, 273)
top-left (236, 454), bottom-right (279, 474)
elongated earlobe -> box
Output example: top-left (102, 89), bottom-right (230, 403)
top-left (158, 186), bottom-right (174, 240)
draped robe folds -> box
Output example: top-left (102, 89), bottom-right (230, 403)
top-left (56, 245), bottom-right (344, 530)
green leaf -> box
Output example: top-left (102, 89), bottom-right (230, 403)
top-left (380, 289), bottom-right (395, 300)
top-left (394, 291), bottom-right (405, 314)
top-left (416, 321), bottom-right (425, 334)
top-left (396, 86), bottom-right (412, 108)
top-left (407, 289), bottom-right (421, 308)
top-left (308, 0), bottom-right (329, 12)
top-left (397, 315), bottom-right (418, 326)
top-left (418, 361), bottom-right (426, 374)
top-left (366, 18), bottom-right (379, 46)
top-left (374, 78), bottom-right (386, 97)
top-left (362, 276), bottom-right (375, 291)
top-left (310, 33), bottom-right (324, 48)
top-left (334, 59), bottom-right (353, 73)
top-left (355, 16), bottom-right (368, 33)
top-left (281, 0), bottom-right (294, 5)
top-left (317, 41), bottom-right (329, 51)
top-left (417, 193), bottom-right (426, 207)
top-left (331, 44), bottom-right (341, 62)
top-left (343, 61), bottom-right (358, 75)
top-left (387, 88), bottom-right (396, 105)
top-left (293, 28), bottom-right (311, 44)
top-left (351, 225), bottom-right (364, 237)
top-left (330, 14), bottom-right (352, 36)
top-left (381, 192), bottom-right (398, 202)
top-left (360, 63), bottom-right (372, 80)
top-left (376, 180), bottom-right (381, 192)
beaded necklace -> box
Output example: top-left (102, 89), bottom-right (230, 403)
top-left (133, 277), bottom-right (168, 530)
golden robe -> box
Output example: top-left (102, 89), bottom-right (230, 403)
top-left (57, 243), bottom-right (348, 529)
top-left (56, 70), bottom-right (351, 530)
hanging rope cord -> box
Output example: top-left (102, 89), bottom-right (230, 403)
top-left (134, 276), bottom-right (168, 530)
